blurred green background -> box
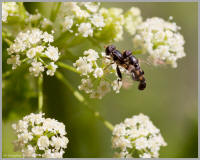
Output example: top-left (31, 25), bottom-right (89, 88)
top-left (2, 2), bottom-right (198, 158)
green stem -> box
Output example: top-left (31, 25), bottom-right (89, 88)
top-left (38, 76), bottom-right (43, 112)
top-left (50, 2), bottom-right (62, 22)
top-left (58, 62), bottom-right (80, 74)
top-left (22, 58), bottom-right (29, 63)
top-left (55, 71), bottom-right (114, 131)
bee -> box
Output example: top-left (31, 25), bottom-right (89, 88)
top-left (105, 45), bottom-right (146, 90)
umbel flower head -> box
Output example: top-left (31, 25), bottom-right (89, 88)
top-left (112, 113), bottom-right (167, 158)
top-left (133, 17), bottom-right (186, 68)
top-left (97, 6), bottom-right (142, 42)
top-left (60, 2), bottom-right (142, 43)
top-left (7, 28), bottom-right (60, 76)
top-left (74, 49), bottom-right (129, 99)
top-left (12, 113), bottom-right (69, 158)
top-left (61, 2), bottom-right (105, 38)
top-left (2, 2), bottom-right (20, 22)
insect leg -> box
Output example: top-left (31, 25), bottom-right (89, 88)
top-left (131, 72), bottom-right (137, 81)
top-left (116, 65), bottom-right (122, 84)
top-left (103, 62), bottom-right (114, 70)
top-left (105, 56), bottom-right (112, 60)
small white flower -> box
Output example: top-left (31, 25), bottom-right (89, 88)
top-left (7, 55), bottom-right (21, 69)
top-left (23, 112), bottom-right (45, 125)
top-left (23, 145), bottom-right (36, 158)
top-left (63, 2), bottom-right (90, 18)
top-left (29, 61), bottom-right (44, 77)
top-left (50, 136), bottom-right (68, 150)
top-left (28, 29), bottom-right (43, 44)
top-left (26, 48), bottom-right (37, 59)
top-left (37, 136), bottom-right (49, 150)
top-left (135, 137), bottom-right (148, 150)
top-left (46, 62), bottom-right (58, 76)
top-left (32, 126), bottom-right (44, 136)
top-left (43, 149), bottom-right (54, 158)
top-left (83, 49), bottom-right (99, 62)
top-left (35, 45), bottom-right (45, 53)
top-left (84, 2), bottom-right (99, 13)
top-left (93, 68), bottom-right (103, 78)
top-left (78, 23), bottom-right (93, 37)
top-left (44, 46), bottom-right (60, 61)
top-left (43, 118), bottom-right (57, 132)
top-left (90, 14), bottom-right (105, 28)
top-left (63, 16), bottom-right (74, 30)
top-left (56, 122), bottom-right (67, 136)
top-left (18, 132), bottom-right (33, 144)
top-left (42, 32), bottom-right (54, 43)
top-left (74, 57), bottom-right (93, 75)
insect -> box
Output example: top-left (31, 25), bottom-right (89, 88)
top-left (105, 45), bottom-right (146, 90)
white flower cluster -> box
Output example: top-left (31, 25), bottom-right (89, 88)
top-left (7, 28), bottom-right (60, 76)
top-left (61, 3), bottom-right (142, 43)
top-left (133, 17), bottom-right (186, 68)
top-left (12, 113), bottom-right (69, 158)
top-left (124, 7), bottom-right (142, 35)
top-left (2, 2), bottom-right (19, 22)
top-left (61, 2), bottom-right (105, 37)
top-left (112, 113), bottom-right (167, 158)
top-left (73, 49), bottom-right (125, 99)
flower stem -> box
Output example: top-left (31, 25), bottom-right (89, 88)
top-left (57, 62), bottom-right (80, 74)
top-left (50, 2), bottom-right (62, 22)
top-left (55, 71), bottom-right (114, 131)
top-left (38, 76), bottom-right (43, 112)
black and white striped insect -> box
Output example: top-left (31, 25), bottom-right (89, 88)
top-left (105, 45), bottom-right (146, 90)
